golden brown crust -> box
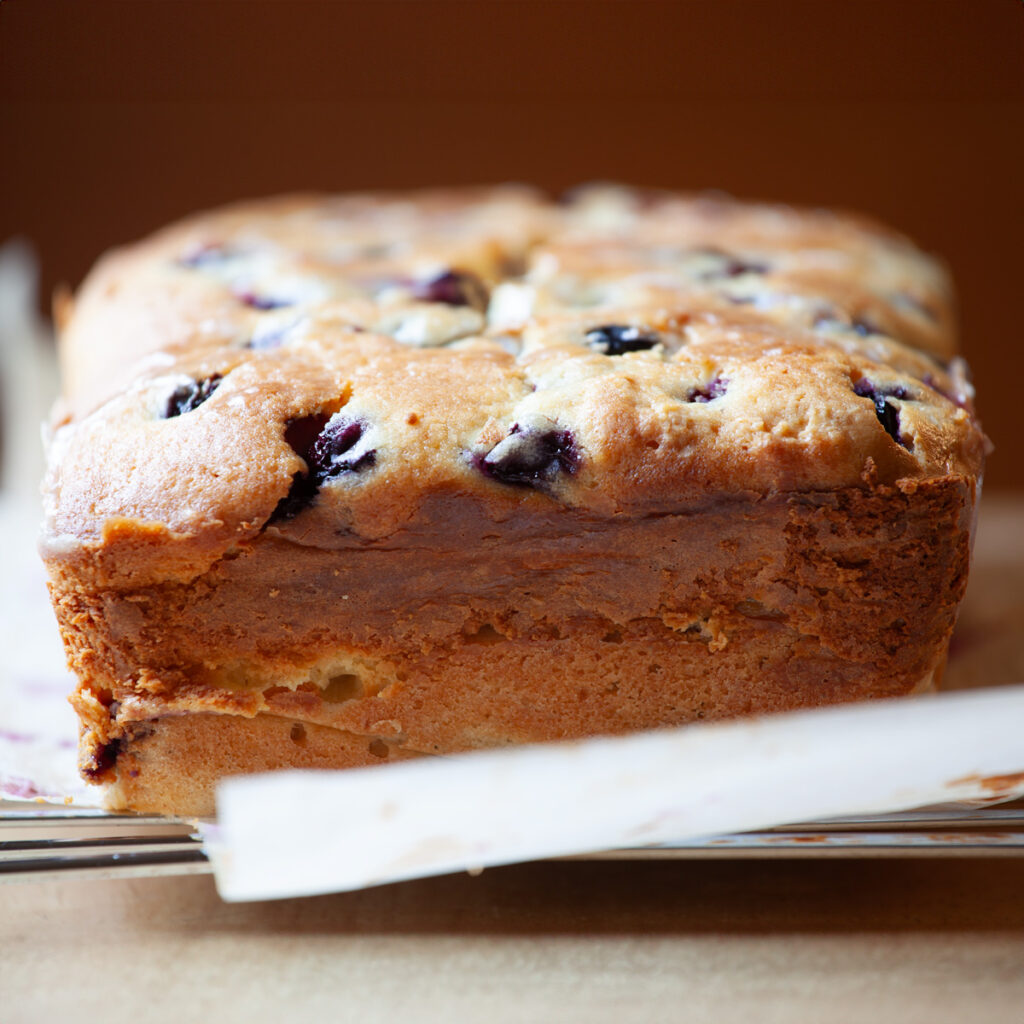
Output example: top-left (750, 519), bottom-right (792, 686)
top-left (40, 186), bottom-right (986, 815)
top-left (103, 714), bottom-right (424, 818)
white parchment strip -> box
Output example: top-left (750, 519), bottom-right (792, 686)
top-left (204, 684), bottom-right (1024, 901)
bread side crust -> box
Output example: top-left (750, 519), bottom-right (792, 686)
top-left (49, 477), bottom-right (973, 814)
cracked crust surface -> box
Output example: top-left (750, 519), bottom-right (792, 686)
top-left (41, 185), bottom-right (986, 815)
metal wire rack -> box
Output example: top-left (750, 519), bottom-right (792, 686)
top-left (4, 799), bottom-right (1023, 883)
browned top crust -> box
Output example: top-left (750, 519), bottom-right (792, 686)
top-left (43, 185), bottom-right (986, 586)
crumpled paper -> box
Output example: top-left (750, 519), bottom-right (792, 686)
top-left (0, 241), bottom-right (90, 804)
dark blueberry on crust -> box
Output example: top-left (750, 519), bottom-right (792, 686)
top-left (921, 372), bottom-right (967, 410)
top-left (235, 291), bottom-right (293, 311)
top-left (283, 412), bottom-right (332, 461)
top-left (720, 258), bottom-right (769, 278)
top-left (854, 378), bottom-right (910, 404)
top-left (874, 399), bottom-right (903, 445)
top-left (82, 738), bottom-right (121, 781)
top-left (163, 373), bottom-right (223, 418)
top-left (309, 416), bottom-right (376, 478)
top-left (271, 474), bottom-right (319, 523)
top-left (853, 379), bottom-right (913, 450)
top-left (813, 311), bottom-right (883, 337)
top-left (412, 270), bottom-right (488, 311)
top-left (699, 251), bottom-right (770, 280)
top-left (272, 411), bottom-right (334, 523)
top-left (477, 424), bottom-right (579, 488)
top-left (850, 316), bottom-right (882, 337)
top-left (270, 413), bottom-right (376, 522)
top-left (686, 376), bottom-right (728, 403)
top-left (585, 324), bottom-right (660, 355)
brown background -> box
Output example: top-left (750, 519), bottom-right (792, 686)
top-left (2, 0), bottom-right (1022, 487)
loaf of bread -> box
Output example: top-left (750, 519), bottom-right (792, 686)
top-left (41, 186), bottom-right (987, 816)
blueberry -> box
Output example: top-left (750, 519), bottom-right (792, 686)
top-left (853, 379), bottom-right (913, 449)
top-left (270, 413), bottom-right (376, 522)
top-left (850, 316), bottom-right (882, 337)
top-left (235, 291), bottom-right (292, 311)
top-left (308, 417), bottom-right (376, 478)
top-left (921, 372), bottom-right (965, 410)
top-left (83, 738), bottom-right (121, 780)
top-left (699, 251), bottom-right (769, 280)
top-left (585, 324), bottom-right (660, 355)
top-left (686, 376), bottom-right (728, 403)
top-left (412, 270), bottom-right (488, 310)
top-left (814, 311), bottom-right (883, 337)
top-left (283, 412), bottom-right (332, 461)
top-left (477, 425), bottom-right (579, 487)
top-left (163, 374), bottom-right (223, 418)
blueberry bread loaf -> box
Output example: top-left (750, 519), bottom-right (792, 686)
top-left (42, 186), bottom-right (987, 816)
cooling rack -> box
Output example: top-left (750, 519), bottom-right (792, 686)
top-left (4, 799), bottom-right (1023, 883)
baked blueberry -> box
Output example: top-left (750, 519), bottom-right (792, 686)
top-left (309, 416), bottom-right (376, 478)
top-left (163, 374), bottom-right (223, 418)
top-left (687, 376), bottom-right (728, 403)
top-left (83, 738), bottom-right (121, 781)
top-left (235, 291), bottom-right (293, 311)
top-left (585, 324), bottom-right (660, 355)
top-left (478, 424), bottom-right (579, 487)
top-left (698, 251), bottom-right (769, 280)
top-left (270, 476), bottom-right (318, 523)
top-left (721, 257), bottom-right (769, 278)
top-left (814, 311), bottom-right (883, 337)
top-left (412, 270), bottom-right (488, 311)
top-left (850, 316), bottom-right (882, 337)
top-left (920, 373), bottom-right (966, 410)
top-left (283, 412), bottom-right (332, 461)
top-left (271, 413), bottom-right (376, 521)
top-left (853, 379), bottom-right (913, 449)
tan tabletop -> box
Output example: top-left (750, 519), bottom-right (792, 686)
top-left (3, 496), bottom-right (1023, 1024)
top-left (4, 857), bottom-right (1024, 1024)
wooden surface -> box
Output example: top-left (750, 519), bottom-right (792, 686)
top-left (3, 859), bottom-right (1024, 1023)
top-left (3, 497), bottom-right (1023, 1023)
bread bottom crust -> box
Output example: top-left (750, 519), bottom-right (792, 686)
top-left (105, 662), bottom-right (940, 818)
top-left (105, 713), bottom-right (424, 817)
